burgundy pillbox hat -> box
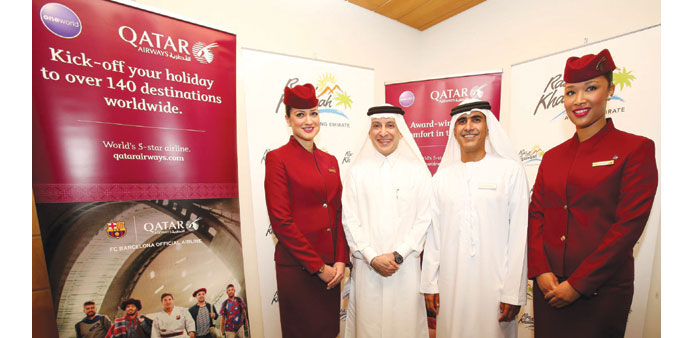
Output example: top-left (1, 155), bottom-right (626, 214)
top-left (192, 288), bottom-right (207, 297)
top-left (563, 49), bottom-right (616, 83)
top-left (284, 83), bottom-right (318, 109)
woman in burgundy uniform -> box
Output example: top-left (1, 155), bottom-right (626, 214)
top-left (527, 49), bottom-right (658, 338)
top-left (264, 83), bottom-right (350, 338)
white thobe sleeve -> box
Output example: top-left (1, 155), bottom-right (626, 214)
top-left (395, 166), bottom-right (432, 259)
top-left (342, 167), bottom-right (378, 264)
top-left (420, 177), bottom-right (441, 294)
top-left (500, 163), bottom-right (529, 306)
top-left (183, 308), bottom-right (196, 333)
top-left (151, 315), bottom-right (161, 338)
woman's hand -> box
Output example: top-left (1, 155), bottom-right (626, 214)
top-left (327, 262), bottom-right (346, 290)
top-left (536, 272), bottom-right (559, 295)
top-left (317, 264), bottom-right (336, 284)
top-left (545, 280), bottom-right (580, 308)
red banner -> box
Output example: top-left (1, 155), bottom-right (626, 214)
top-left (32, 0), bottom-right (237, 202)
top-left (385, 73), bottom-right (502, 175)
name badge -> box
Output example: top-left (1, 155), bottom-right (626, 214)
top-left (478, 183), bottom-right (497, 190)
top-left (592, 160), bottom-right (614, 167)
top-left (328, 168), bottom-right (336, 173)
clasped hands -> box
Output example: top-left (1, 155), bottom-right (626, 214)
top-left (317, 262), bottom-right (346, 290)
top-left (370, 253), bottom-right (399, 277)
top-left (536, 272), bottom-right (580, 308)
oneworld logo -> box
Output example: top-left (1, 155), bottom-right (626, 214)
top-left (118, 26), bottom-right (218, 64)
top-left (430, 84), bottom-right (487, 103)
top-left (40, 3), bottom-right (82, 39)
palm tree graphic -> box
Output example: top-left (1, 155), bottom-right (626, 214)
top-left (335, 91), bottom-right (353, 109)
top-left (613, 67), bottom-right (636, 91)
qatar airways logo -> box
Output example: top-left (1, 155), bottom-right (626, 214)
top-left (430, 84), bottom-right (487, 103)
top-left (142, 217), bottom-right (203, 234)
top-left (118, 26), bottom-right (219, 64)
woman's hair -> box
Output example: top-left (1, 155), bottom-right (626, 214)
top-left (285, 105), bottom-right (291, 117)
top-left (604, 71), bottom-right (613, 87)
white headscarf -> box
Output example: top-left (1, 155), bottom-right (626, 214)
top-left (438, 98), bottom-right (520, 169)
top-left (352, 104), bottom-right (426, 166)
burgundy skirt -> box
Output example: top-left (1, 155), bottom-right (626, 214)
top-left (533, 281), bottom-right (634, 338)
top-left (275, 264), bottom-right (341, 338)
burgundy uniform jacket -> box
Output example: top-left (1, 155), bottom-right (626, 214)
top-left (528, 119), bottom-right (658, 296)
top-left (264, 137), bottom-right (350, 274)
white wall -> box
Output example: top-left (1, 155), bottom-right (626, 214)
top-left (130, 0), bottom-right (661, 336)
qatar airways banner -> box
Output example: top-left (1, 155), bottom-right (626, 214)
top-left (385, 72), bottom-right (502, 175)
top-left (242, 48), bottom-right (374, 338)
top-left (508, 26), bottom-right (661, 338)
top-left (33, 0), bottom-right (237, 203)
top-left (33, 1), bottom-right (247, 337)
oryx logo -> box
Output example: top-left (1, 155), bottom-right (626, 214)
top-left (192, 42), bottom-right (219, 64)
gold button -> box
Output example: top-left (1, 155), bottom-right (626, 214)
top-left (560, 235), bottom-right (566, 242)
top-left (322, 203), bottom-right (328, 208)
top-left (563, 205), bottom-right (568, 210)
top-left (326, 228), bottom-right (331, 232)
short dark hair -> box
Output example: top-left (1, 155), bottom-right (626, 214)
top-left (83, 301), bottom-right (95, 307)
top-left (161, 293), bottom-right (174, 301)
top-left (226, 284), bottom-right (235, 289)
top-left (285, 105), bottom-right (292, 117)
top-left (604, 71), bottom-right (613, 87)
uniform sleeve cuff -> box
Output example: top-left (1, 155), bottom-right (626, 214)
top-left (308, 261), bottom-right (326, 275)
top-left (567, 277), bottom-right (593, 297)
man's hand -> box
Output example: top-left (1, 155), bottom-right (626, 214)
top-left (317, 264), bottom-right (336, 283)
top-left (210, 312), bottom-right (216, 319)
top-left (370, 254), bottom-right (399, 277)
top-left (498, 303), bottom-right (520, 322)
top-left (424, 293), bottom-right (440, 316)
top-left (327, 262), bottom-right (346, 290)
top-left (535, 272), bottom-right (559, 295)
top-left (545, 280), bottom-right (580, 308)
top-left (189, 333), bottom-right (195, 338)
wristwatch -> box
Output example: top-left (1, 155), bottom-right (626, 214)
top-left (393, 251), bottom-right (403, 264)
top-left (318, 264), bottom-right (326, 274)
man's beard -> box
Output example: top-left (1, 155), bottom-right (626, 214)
top-left (87, 311), bottom-right (95, 317)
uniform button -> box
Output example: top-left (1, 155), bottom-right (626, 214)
top-left (563, 205), bottom-right (568, 210)
top-left (326, 228), bottom-right (331, 232)
top-left (322, 203), bottom-right (328, 208)
top-left (560, 235), bottom-right (566, 242)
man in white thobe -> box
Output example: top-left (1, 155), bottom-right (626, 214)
top-left (343, 105), bottom-right (431, 338)
top-left (421, 99), bottom-right (529, 338)
top-left (151, 293), bottom-right (196, 338)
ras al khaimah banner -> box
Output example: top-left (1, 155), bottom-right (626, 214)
top-left (242, 48), bottom-right (374, 338)
top-left (508, 25), bottom-right (660, 338)
top-left (385, 72), bottom-right (502, 175)
top-left (33, 1), bottom-right (247, 337)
